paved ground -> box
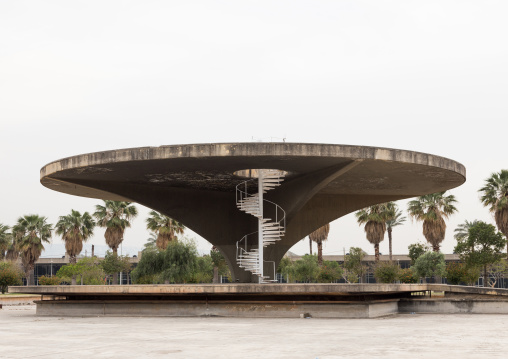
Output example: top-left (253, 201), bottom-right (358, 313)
top-left (1, 305), bottom-right (508, 359)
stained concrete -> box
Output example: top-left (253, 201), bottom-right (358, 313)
top-left (10, 283), bottom-right (506, 297)
top-left (34, 299), bottom-right (400, 318)
top-left (2, 305), bottom-right (508, 359)
top-left (39, 143), bottom-right (466, 281)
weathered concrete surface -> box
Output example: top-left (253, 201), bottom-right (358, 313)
top-left (400, 298), bottom-right (508, 314)
top-left (0, 295), bottom-right (41, 306)
top-left (2, 306), bottom-right (508, 358)
top-left (10, 283), bottom-right (504, 297)
top-left (35, 299), bottom-right (399, 318)
top-left (40, 143), bottom-right (466, 281)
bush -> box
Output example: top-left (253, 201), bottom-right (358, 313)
top-left (462, 266), bottom-right (481, 286)
top-left (290, 255), bottom-right (320, 283)
top-left (446, 262), bottom-right (467, 285)
top-left (132, 240), bottom-right (198, 284)
top-left (0, 261), bottom-right (23, 294)
top-left (189, 256), bottom-right (213, 283)
top-left (374, 261), bottom-right (399, 283)
top-left (38, 275), bottom-right (62, 285)
top-left (413, 251), bottom-right (446, 281)
top-left (317, 261), bottom-right (343, 283)
top-left (57, 257), bottom-right (106, 285)
top-left (398, 268), bottom-right (418, 284)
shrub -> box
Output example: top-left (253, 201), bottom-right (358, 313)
top-left (446, 262), bottom-right (467, 285)
top-left (374, 261), bottom-right (399, 283)
top-left (413, 251), bottom-right (446, 281)
top-left (398, 268), bottom-right (418, 284)
top-left (462, 266), bottom-right (481, 286)
top-left (38, 275), bottom-right (62, 285)
top-left (132, 240), bottom-right (198, 284)
top-left (290, 255), bottom-right (320, 283)
top-left (57, 257), bottom-right (106, 285)
top-left (0, 261), bottom-right (23, 293)
top-left (317, 261), bottom-right (343, 283)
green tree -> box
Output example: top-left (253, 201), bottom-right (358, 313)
top-left (408, 242), bottom-right (429, 265)
top-left (0, 261), bottom-right (23, 294)
top-left (317, 261), bottom-right (343, 283)
top-left (374, 261), bottom-right (399, 283)
top-left (385, 202), bottom-right (406, 261)
top-left (57, 257), bottom-right (106, 285)
top-left (445, 262), bottom-right (468, 285)
top-left (479, 170), bottom-right (508, 256)
top-left (413, 251), bottom-right (446, 283)
top-left (407, 191), bottom-right (458, 252)
top-left (210, 246), bottom-right (227, 283)
top-left (12, 215), bottom-right (52, 285)
top-left (277, 256), bottom-right (293, 282)
top-left (454, 221), bottom-right (506, 287)
top-left (146, 210), bottom-right (185, 250)
top-left (308, 224), bottom-right (330, 266)
top-left (290, 255), bottom-right (319, 283)
top-left (101, 251), bottom-right (132, 284)
top-left (398, 268), bottom-right (418, 284)
top-left (94, 201), bottom-right (137, 285)
top-left (355, 203), bottom-right (391, 261)
top-left (55, 210), bottom-right (95, 265)
top-left (0, 224), bottom-right (11, 260)
top-left (131, 240), bottom-right (198, 284)
top-left (190, 256), bottom-right (214, 283)
top-left (342, 247), bottom-right (367, 283)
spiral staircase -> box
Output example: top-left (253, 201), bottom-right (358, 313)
top-left (235, 169), bottom-right (286, 283)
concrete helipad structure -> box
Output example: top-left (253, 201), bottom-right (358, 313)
top-left (40, 143), bottom-right (466, 282)
top-left (11, 284), bottom-right (508, 318)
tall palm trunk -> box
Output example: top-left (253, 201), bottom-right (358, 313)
top-left (433, 244), bottom-right (440, 252)
top-left (374, 243), bottom-right (380, 261)
top-left (387, 227), bottom-right (393, 261)
top-left (309, 238), bottom-right (313, 255)
top-left (26, 265), bottom-right (35, 286)
top-left (317, 240), bottom-right (323, 266)
top-left (112, 247), bottom-right (118, 285)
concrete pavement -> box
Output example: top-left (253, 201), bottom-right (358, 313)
top-left (1, 305), bottom-right (508, 358)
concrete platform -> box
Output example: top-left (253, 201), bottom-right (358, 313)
top-left (11, 283), bottom-right (508, 318)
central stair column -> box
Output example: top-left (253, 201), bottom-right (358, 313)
top-left (258, 170), bottom-right (264, 282)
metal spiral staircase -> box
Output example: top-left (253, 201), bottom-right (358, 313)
top-left (235, 169), bottom-right (286, 283)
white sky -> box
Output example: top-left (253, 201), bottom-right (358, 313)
top-left (1, 1), bottom-right (507, 258)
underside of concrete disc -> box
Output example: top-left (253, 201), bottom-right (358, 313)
top-left (40, 143), bottom-right (466, 282)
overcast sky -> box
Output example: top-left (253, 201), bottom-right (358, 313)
top-left (1, 1), bottom-right (507, 259)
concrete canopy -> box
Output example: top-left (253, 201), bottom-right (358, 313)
top-left (40, 143), bottom-right (466, 282)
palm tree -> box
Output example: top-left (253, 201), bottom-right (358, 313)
top-left (146, 210), bottom-right (185, 250)
top-left (308, 224), bottom-right (330, 266)
top-left (143, 233), bottom-right (157, 251)
top-left (355, 203), bottom-right (391, 261)
top-left (407, 191), bottom-right (458, 252)
top-left (479, 170), bottom-right (508, 256)
top-left (0, 224), bottom-right (11, 260)
top-left (94, 201), bottom-right (137, 285)
top-left (12, 215), bottom-right (52, 285)
top-left (55, 210), bottom-right (95, 264)
top-left (385, 202), bottom-right (406, 261)
top-left (454, 220), bottom-right (480, 241)
top-left (93, 201), bottom-right (138, 255)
